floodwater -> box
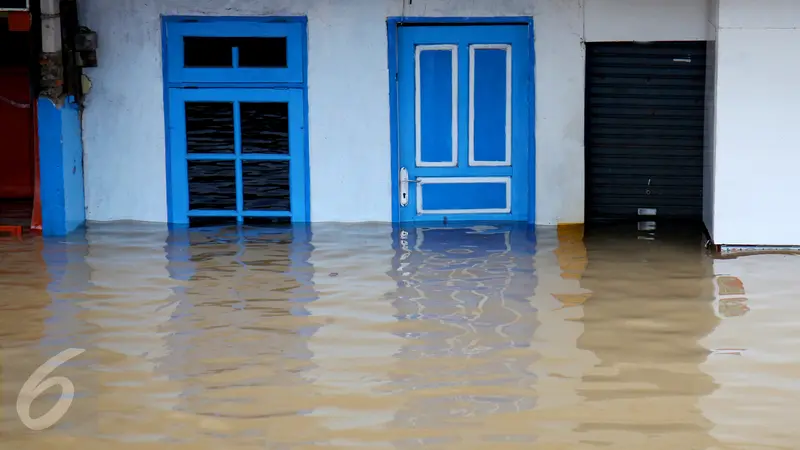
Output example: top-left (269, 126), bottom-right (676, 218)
top-left (0, 221), bottom-right (799, 449)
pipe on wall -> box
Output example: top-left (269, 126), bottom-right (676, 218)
top-left (39, 0), bottom-right (62, 101)
top-left (40, 0), bottom-right (59, 53)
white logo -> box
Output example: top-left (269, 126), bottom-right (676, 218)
top-left (16, 348), bottom-right (86, 431)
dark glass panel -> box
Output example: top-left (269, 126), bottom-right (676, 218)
top-left (189, 216), bottom-right (237, 228)
top-left (237, 37), bottom-right (287, 68)
top-left (241, 102), bottom-right (290, 154)
top-left (183, 37), bottom-right (233, 67)
top-left (242, 217), bottom-right (291, 226)
top-left (183, 37), bottom-right (287, 68)
top-left (188, 160), bottom-right (237, 210)
top-left (242, 161), bottom-right (290, 211)
top-left (185, 102), bottom-right (235, 154)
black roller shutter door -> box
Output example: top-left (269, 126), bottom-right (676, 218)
top-left (585, 41), bottom-right (707, 223)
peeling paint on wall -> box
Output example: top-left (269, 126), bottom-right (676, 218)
top-left (39, 51), bottom-right (63, 102)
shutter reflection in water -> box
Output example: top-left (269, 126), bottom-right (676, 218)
top-left (572, 224), bottom-right (720, 449)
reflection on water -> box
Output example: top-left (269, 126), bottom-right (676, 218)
top-left (389, 226), bottom-right (539, 447)
top-left (0, 221), bottom-right (799, 448)
top-left (702, 254), bottom-right (800, 448)
top-left (575, 225), bottom-right (719, 449)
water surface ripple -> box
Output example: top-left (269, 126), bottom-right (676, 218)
top-left (0, 221), bottom-right (798, 449)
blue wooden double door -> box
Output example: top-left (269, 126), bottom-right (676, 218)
top-left (397, 24), bottom-right (533, 223)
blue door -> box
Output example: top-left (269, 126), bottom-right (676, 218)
top-left (396, 25), bottom-right (532, 223)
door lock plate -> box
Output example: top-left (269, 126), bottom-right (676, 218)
top-left (400, 167), bottom-right (410, 207)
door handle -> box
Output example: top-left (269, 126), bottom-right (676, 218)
top-left (399, 167), bottom-right (420, 207)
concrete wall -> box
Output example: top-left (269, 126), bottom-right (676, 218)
top-left (712, 1), bottom-right (800, 246)
top-left (38, 98), bottom-right (86, 236)
top-left (585, 0), bottom-right (707, 42)
top-left (79, 0), bottom-right (708, 225)
top-left (703, 0), bottom-right (718, 239)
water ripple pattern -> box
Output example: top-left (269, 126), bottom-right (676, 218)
top-left (0, 221), bottom-right (798, 448)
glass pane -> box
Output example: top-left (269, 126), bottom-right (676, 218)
top-left (189, 216), bottom-right (237, 228)
top-left (184, 37), bottom-right (233, 67)
top-left (185, 102), bottom-right (235, 154)
top-left (241, 102), bottom-right (290, 154)
top-left (183, 37), bottom-right (287, 68)
top-left (242, 217), bottom-right (291, 226)
top-left (243, 161), bottom-right (290, 211)
top-left (237, 37), bottom-right (287, 68)
top-left (188, 160), bottom-right (237, 210)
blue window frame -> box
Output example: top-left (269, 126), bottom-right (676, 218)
top-left (164, 19), bottom-right (305, 85)
top-left (162, 17), bottom-right (310, 224)
top-left (167, 88), bottom-right (307, 223)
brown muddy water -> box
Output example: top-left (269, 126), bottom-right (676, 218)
top-left (0, 221), bottom-right (798, 449)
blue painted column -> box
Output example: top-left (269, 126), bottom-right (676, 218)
top-left (37, 96), bottom-right (85, 236)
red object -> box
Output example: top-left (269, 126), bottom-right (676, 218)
top-left (0, 68), bottom-right (33, 199)
top-left (0, 225), bottom-right (23, 240)
top-left (7, 12), bottom-right (31, 32)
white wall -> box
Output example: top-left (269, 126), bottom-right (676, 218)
top-left (712, 1), bottom-right (800, 245)
top-left (79, 0), bottom-right (708, 225)
top-left (584, 0), bottom-right (707, 42)
top-left (703, 0), bottom-right (718, 239)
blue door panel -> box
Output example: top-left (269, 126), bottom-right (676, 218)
top-left (420, 181), bottom-right (509, 212)
top-left (418, 49), bottom-right (456, 166)
top-left (472, 48), bottom-right (509, 164)
top-left (396, 24), bottom-right (533, 223)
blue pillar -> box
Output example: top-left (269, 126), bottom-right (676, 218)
top-left (37, 97), bottom-right (85, 236)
